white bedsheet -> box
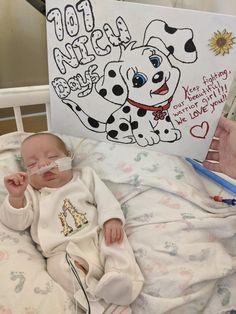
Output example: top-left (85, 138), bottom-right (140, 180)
top-left (126, 188), bottom-right (236, 313)
top-left (76, 137), bottom-right (236, 314)
top-left (0, 132), bottom-right (236, 314)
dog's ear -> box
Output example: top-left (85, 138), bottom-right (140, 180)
top-left (95, 61), bottom-right (128, 105)
top-left (143, 19), bottom-right (197, 64)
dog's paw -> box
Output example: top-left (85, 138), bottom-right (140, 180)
top-left (175, 129), bottom-right (182, 140)
top-left (159, 128), bottom-right (182, 143)
top-left (107, 132), bottom-right (135, 144)
top-left (135, 132), bottom-right (160, 147)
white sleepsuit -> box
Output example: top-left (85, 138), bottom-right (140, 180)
top-left (0, 167), bottom-right (143, 307)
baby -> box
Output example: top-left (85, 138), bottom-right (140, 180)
top-left (0, 132), bottom-right (143, 313)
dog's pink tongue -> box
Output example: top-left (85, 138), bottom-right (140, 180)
top-left (154, 83), bottom-right (169, 95)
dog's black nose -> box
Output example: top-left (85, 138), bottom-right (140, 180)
top-left (152, 71), bottom-right (164, 83)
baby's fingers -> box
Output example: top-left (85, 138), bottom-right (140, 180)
top-left (5, 172), bottom-right (28, 186)
top-left (115, 227), bottom-right (124, 244)
top-left (105, 227), bottom-right (124, 245)
top-left (118, 228), bottom-right (124, 243)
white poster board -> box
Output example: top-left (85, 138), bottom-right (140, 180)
top-left (46, 0), bottom-right (236, 159)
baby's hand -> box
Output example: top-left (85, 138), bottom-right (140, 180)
top-left (4, 172), bottom-right (28, 198)
top-left (103, 218), bottom-right (124, 246)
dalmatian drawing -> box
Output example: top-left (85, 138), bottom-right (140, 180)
top-left (63, 19), bottom-right (198, 147)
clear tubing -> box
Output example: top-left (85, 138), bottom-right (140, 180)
top-left (28, 157), bottom-right (72, 176)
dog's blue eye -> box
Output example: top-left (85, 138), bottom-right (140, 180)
top-left (150, 56), bottom-right (162, 68)
top-left (132, 72), bottom-right (147, 88)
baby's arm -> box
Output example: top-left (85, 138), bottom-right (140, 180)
top-left (81, 167), bottom-right (126, 245)
top-left (81, 167), bottom-right (125, 226)
top-left (1, 172), bottom-right (33, 231)
top-left (4, 172), bottom-right (29, 208)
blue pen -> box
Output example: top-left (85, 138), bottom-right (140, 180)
top-left (185, 158), bottom-right (236, 195)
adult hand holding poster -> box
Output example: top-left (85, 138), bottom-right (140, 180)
top-left (46, 0), bottom-right (236, 159)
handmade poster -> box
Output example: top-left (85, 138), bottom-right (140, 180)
top-left (46, 0), bottom-right (236, 159)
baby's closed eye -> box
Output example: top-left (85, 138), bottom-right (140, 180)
top-left (48, 155), bottom-right (59, 160)
top-left (26, 161), bottom-right (37, 168)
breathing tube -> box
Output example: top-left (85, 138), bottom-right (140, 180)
top-left (28, 156), bottom-right (73, 176)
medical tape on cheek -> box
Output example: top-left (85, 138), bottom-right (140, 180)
top-left (28, 157), bottom-right (73, 176)
top-left (55, 157), bottom-right (73, 171)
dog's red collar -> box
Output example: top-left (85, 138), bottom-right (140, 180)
top-left (127, 98), bottom-right (172, 121)
top-left (127, 98), bottom-right (172, 111)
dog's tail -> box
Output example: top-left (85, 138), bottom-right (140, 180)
top-left (62, 99), bottom-right (106, 133)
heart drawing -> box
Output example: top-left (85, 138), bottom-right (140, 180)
top-left (190, 121), bottom-right (209, 139)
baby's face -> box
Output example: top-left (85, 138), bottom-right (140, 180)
top-left (21, 134), bottom-right (73, 190)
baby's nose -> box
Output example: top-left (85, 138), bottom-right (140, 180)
top-left (38, 158), bottom-right (51, 168)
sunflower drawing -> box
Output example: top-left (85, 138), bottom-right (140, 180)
top-left (209, 29), bottom-right (235, 56)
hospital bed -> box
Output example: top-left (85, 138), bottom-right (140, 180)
top-left (1, 85), bottom-right (236, 313)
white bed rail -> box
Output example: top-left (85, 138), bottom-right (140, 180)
top-left (0, 85), bottom-right (50, 132)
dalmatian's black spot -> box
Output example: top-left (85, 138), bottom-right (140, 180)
top-left (185, 39), bottom-right (196, 53)
top-left (88, 117), bottom-right (99, 128)
top-left (107, 115), bottom-right (115, 124)
top-left (99, 88), bottom-right (107, 98)
top-left (166, 115), bottom-right (171, 122)
top-left (108, 70), bottom-right (116, 78)
top-left (112, 85), bottom-right (124, 96)
top-left (76, 105), bottom-right (81, 111)
top-left (138, 134), bottom-right (143, 138)
top-left (119, 123), bottom-right (129, 131)
top-left (164, 23), bottom-right (177, 34)
top-left (164, 129), bottom-right (169, 134)
top-left (137, 109), bottom-right (147, 117)
top-left (108, 130), bottom-right (118, 138)
top-left (167, 46), bottom-right (174, 55)
top-left (155, 130), bottom-right (160, 135)
top-left (131, 121), bottom-right (139, 130)
top-left (123, 106), bottom-right (131, 113)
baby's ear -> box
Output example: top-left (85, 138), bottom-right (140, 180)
top-left (67, 150), bottom-right (74, 158)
